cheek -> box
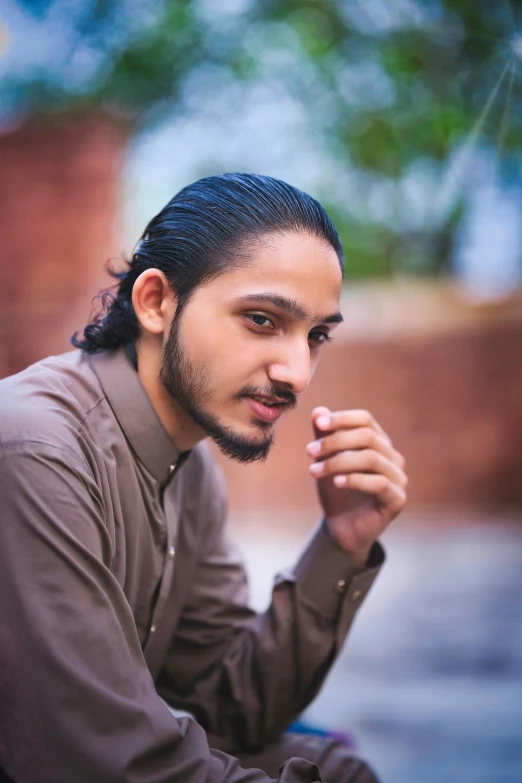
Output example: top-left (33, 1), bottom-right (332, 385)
top-left (213, 344), bottom-right (260, 389)
top-left (191, 323), bottom-right (255, 390)
top-left (215, 335), bottom-right (270, 398)
top-left (182, 307), bottom-right (267, 396)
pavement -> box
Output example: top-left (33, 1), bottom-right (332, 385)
top-left (231, 512), bottom-right (522, 783)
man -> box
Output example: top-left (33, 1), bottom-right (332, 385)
top-left (0, 173), bottom-right (407, 782)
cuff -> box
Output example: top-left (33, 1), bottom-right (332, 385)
top-left (292, 519), bottom-right (385, 620)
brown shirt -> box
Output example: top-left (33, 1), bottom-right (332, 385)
top-left (0, 348), bottom-right (384, 783)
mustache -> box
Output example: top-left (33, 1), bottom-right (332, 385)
top-left (235, 385), bottom-right (297, 409)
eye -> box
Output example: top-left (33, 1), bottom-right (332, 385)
top-left (309, 330), bottom-right (332, 345)
top-left (245, 313), bottom-right (275, 329)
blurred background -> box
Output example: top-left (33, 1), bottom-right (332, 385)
top-left (1, 1), bottom-right (521, 781)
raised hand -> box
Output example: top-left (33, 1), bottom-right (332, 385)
top-left (306, 406), bottom-right (408, 565)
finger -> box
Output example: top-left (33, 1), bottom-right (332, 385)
top-left (314, 409), bottom-right (392, 445)
top-left (309, 449), bottom-right (408, 488)
top-left (329, 473), bottom-right (406, 516)
top-left (307, 427), bottom-right (403, 466)
top-left (312, 406), bottom-right (332, 440)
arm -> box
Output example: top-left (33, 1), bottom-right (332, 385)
top-left (0, 443), bottom-right (324, 783)
top-left (156, 461), bottom-right (384, 752)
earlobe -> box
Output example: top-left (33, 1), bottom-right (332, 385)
top-left (132, 269), bottom-right (174, 336)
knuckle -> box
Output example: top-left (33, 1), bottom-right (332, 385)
top-left (364, 427), bottom-right (377, 447)
top-left (396, 450), bottom-right (406, 468)
top-left (364, 449), bottom-right (380, 470)
top-left (397, 487), bottom-right (407, 507)
top-left (377, 476), bottom-right (390, 493)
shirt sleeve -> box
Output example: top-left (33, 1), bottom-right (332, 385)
top-left (156, 462), bottom-right (384, 753)
top-left (0, 442), bottom-right (327, 783)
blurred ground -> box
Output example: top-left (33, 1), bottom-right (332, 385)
top-left (231, 510), bottom-right (522, 783)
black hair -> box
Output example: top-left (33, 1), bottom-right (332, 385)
top-left (71, 172), bottom-right (344, 356)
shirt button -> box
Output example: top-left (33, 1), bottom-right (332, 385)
top-left (350, 589), bottom-right (363, 602)
top-left (168, 546), bottom-right (176, 557)
top-left (150, 625), bottom-right (156, 633)
top-left (168, 463), bottom-right (177, 475)
top-left (335, 579), bottom-right (347, 594)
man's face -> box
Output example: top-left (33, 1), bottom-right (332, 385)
top-left (160, 231), bottom-right (343, 462)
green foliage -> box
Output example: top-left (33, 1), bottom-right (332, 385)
top-left (6, 1), bottom-right (210, 121)
top-left (5, 0), bottom-right (522, 278)
top-left (253, 0), bottom-right (522, 276)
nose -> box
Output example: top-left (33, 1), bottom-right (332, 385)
top-left (267, 338), bottom-right (311, 395)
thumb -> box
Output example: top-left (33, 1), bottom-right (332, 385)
top-left (311, 406), bottom-right (332, 440)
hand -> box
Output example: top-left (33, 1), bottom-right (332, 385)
top-left (306, 406), bottom-right (407, 566)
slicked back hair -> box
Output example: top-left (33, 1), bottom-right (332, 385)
top-left (72, 173), bottom-right (344, 357)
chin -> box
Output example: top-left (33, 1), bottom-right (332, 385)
top-left (241, 420), bottom-right (274, 439)
top-left (210, 422), bottom-right (274, 464)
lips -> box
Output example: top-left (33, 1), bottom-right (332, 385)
top-left (245, 396), bottom-right (287, 423)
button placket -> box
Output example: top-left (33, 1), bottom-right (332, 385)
top-left (146, 540), bottom-right (176, 644)
top-left (143, 491), bottom-right (179, 660)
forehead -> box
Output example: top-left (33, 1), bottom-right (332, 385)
top-left (205, 231), bottom-right (343, 313)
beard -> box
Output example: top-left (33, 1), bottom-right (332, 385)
top-left (160, 311), bottom-right (277, 463)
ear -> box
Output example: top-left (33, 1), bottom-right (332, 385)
top-left (132, 269), bottom-right (176, 336)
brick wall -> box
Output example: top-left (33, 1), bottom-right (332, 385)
top-left (0, 112), bottom-right (128, 377)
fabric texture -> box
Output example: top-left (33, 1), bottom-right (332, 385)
top-left (0, 348), bottom-right (384, 782)
top-left (235, 732), bottom-right (380, 783)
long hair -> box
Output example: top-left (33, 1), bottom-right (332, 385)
top-left (72, 173), bottom-right (344, 355)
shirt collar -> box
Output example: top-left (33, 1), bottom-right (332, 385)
top-left (88, 348), bottom-right (183, 485)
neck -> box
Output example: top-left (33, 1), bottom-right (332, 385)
top-left (135, 338), bottom-right (206, 452)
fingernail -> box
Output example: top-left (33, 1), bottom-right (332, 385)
top-left (316, 415), bottom-right (330, 430)
top-left (309, 462), bottom-right (324, 476)
top-left (333, 475), bottom-right (346, 487)
top-left (306, 440), bottom-right (321, 457)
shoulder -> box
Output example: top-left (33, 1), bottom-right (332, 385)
top-left (0, 351), bottom-right (104, 459)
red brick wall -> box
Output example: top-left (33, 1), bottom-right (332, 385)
top-left (0, 112), bottom-right (128, 377)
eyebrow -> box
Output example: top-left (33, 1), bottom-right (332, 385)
top-left (240, 293), bottom-right (344, 325)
